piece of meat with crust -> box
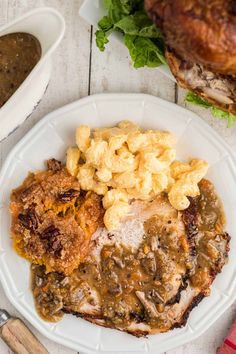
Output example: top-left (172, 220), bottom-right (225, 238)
top-left (31, 179), bottom-right (230, 336)
top-left (165, 49), bottom-right (236, 115)
top-left (145, 0), bottom-right (236, 75)
top-left (69, 285), bottom-right (203, 336)
top-left (10, 159), bottom-right (104, 275)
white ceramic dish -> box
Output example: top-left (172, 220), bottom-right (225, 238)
top-left (0, 93), bottom-right (236, 354)
top-left (79, 0), bottom-right (175, 81)
top-left (0, 7), bottom-right (65, 142)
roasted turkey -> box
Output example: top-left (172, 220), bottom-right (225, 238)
top-left (166, 49), bottom-right (236, 115)
top-left (145, 0), bottom-right (236, 114)
top-left (145, 0), bottom-right (236, 75)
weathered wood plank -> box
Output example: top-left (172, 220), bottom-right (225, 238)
top-left (89, 28), bottom-right (176, 102)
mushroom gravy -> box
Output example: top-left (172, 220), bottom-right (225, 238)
top-left (0, 32), bottom-right (41, 108)
top-left (31, 180), bottom-right (230, 334)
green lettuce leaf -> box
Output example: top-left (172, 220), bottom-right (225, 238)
top-left (106, 0), bottom-right (133, 24)
top-left (125, 34), bottom-right (166, 68)
top-left (98, 15), bottom-right (113, 32)
top-left (185, 92), bottom-right (212, 108)
top-left (186, 92), bottom-right (236, 128)
top-left (96, 0), bottom-right (165, 69)
top-left (115, 12), bottom-right (162, 38)
top-left (96, 30), bottom-right (109, 52)
top-left (211, 107), bottom-right (236, 128)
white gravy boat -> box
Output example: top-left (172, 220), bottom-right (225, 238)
top-left (0, 7), bottom-right (65, 141)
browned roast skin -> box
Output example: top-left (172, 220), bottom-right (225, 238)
top-left (145, 0), bottom-right (236, 75)
top-left (165, 49), bottom-right (236, 115)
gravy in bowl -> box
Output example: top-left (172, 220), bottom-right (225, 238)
top-left (0, 32), bottom-right (41, 108)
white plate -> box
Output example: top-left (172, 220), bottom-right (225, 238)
top-left (79, 0), bottom-right (175, 81)
top-left (0, 94), bottom-right (236, 354)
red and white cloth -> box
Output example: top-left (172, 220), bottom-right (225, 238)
top-left (217, 321), bottom-right (236, 354)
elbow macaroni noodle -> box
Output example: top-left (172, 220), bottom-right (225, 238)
top-left (66, 121), bottom-right (209, 230)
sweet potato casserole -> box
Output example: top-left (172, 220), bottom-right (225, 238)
top-left (11, 159), bottom-right (104, 275)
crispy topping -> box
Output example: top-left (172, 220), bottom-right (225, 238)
top-left (20, 184), bottom-right (39, 202)
top-left (50, 239), bottom-right (63, 257)
top-left (57, 189), bottom-right (80, 202)
top-left (40, 225), bottom-right (60, 239)
top-left (18, 207), bottom-right (38, 231)
top-left (47, 159), bottom-right (62, 172)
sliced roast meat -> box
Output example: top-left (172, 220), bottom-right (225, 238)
top-left (31, 179), bottom-right (230, 336)
top-left (166, 49), bottom-right (236, 115)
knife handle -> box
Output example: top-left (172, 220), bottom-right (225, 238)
top-left (0, 317), bottom-right (49, 354)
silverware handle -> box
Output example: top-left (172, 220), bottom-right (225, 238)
top-left (0, 318), bottom-right (49, 354)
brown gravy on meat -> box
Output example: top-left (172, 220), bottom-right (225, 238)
top-left (31, 180), bottom-right (229, 333)
top-left (0, 32), bottom-right (41, 107)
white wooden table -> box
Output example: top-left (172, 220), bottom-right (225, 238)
top-left (0, 1), bottom-right (236, 353)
